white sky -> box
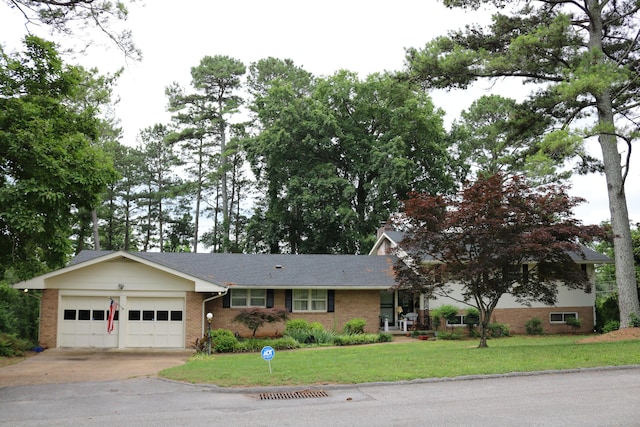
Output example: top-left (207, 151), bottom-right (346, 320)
top-left (2, 0), bottom-right (639, 228)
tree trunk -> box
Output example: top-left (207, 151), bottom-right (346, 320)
top-left (91, 209), bottom-right (100, 251)
top-left (590, 4), bottom-right (640, 327)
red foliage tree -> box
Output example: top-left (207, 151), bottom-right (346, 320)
top-left (232, 308), bottom-right (288, 337)
top-left (393, 174), bottom-right (603, 347)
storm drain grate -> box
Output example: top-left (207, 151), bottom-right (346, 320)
top-left (259, 389), bottom-right (328, 400)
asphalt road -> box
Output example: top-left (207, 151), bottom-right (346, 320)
top-left (2, 366), bottom-right (640, 426)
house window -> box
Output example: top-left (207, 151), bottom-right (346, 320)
top-left (293, 289), bottom-right (327, 312)
top-left (231, 289), bottom-right (266, 307)
top-left (550, 312), bottom-right (578, 323)
top-left (445, 315), bottom-right (478, 327)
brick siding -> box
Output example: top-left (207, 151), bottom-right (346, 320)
top-left (39, 289), bottom-right (58, 348)
top-left (206, 289), bottom-right (380, 337)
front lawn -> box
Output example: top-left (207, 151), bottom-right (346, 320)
top-left (160, 335), bottom-right (640, 387)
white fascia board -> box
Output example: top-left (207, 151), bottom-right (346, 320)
top-left (194, 280), bottom-right (227, 293)
top-left (12, 251), bottom-right (131, 290)
top-left (367, 231), bottom-right (399, 256)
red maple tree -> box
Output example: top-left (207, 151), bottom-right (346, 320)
top-left (393, 174), bottom-right (603, 347)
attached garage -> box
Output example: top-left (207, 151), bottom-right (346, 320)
top-left (16, 251), bottom-right (227, 350)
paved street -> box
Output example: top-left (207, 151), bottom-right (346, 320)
top-left (2, 366), bottom-right (640, 426)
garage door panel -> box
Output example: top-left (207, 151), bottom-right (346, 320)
top-left (126, 298), bottom-right (184, 348)
top-left (60, 297), bottom-right (118, 348)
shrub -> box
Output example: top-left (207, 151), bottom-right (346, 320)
top-left (436, 330), bottom-right (463, 340)
top-left (602, 320), bottom-right (620, 333)
top-left (210, 329), bottom-right (238, 353)
top-left (629, 313), bottom-right (640, 327)
top-left (377, 332), bottom-right (393, 342)
top-left (487, 322), bottom-right (510, 338)
top-left (284, 319), bottom-right (336, 344)
top-left (343, 318), bottom-right (366, 335)
top-left (333, 333), bottom-right (380, 346)
top-left (308, 328), bottom-right (336, 344)
top-left (235, 336), bottom-right (300, 352)
top-left (595, 293), bottom-right (619, 332)
top-left (0, 333), bottom-right (32, 357)
top-left (432, 305), bottom-right (460, 330)
top-left (525, 317), bottom-right (544, 335)
top-left (566, 316), bottom-right (582, 332)
top-left (284, 319), bottom-right (312, 334)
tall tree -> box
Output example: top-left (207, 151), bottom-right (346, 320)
top-left (5, 0), bottom-right (141, 60)
top-left (450, 94), bottom-right (566, 182)
top-left (405, 0), bottom-right (640, 327)
top-left (0, 36), bottom-right (117, 279)
top-left (394, 173), bottom-right (602, 347)
top-left (246, 67), bottom-right (455, 253)
top-left (166, 55), bottom-right (246, 253)
top-left (137, 124), bottom-right (183, 252)
top-left (100, 141), bottom-right (144, 251)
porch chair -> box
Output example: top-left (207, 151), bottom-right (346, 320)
top-left (405, 312), bottom-right (419, 330)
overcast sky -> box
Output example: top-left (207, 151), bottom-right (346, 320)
top-left (2, 1), bottom-right (639, 227)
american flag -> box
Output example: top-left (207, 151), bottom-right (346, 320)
top-left (107, 299), bottom-right (116, 334)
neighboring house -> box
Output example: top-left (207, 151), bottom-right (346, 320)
top-left (14, 251), bottom-right (396, 349)
top-left (369, 227), bottom-right (614, 334)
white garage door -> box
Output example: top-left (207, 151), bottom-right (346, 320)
top-left (126, 298), bottom-right (184, 348)
top-left (60, 297), bottom-right (118, 348)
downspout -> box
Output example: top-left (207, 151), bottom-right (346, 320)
top-left (202, 290), bottom-right (228, 337)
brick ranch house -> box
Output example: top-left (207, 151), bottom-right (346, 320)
top-left (14, 229), bottom-right (611, 349)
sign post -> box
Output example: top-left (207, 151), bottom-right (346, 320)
top-left (261, 345), bottom-right (275, 374)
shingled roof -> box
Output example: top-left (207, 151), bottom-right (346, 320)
top-left (70, 251), bottom-right (398, 289)
top-left (378, 231), bottom-right (613, 263)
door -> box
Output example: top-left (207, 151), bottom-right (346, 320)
top-left (126, 298), bottom-right (185, 348)
top-left (60, 296), bottom-right (119, 348)
top-left (380, 291), bottom-right (395, 327)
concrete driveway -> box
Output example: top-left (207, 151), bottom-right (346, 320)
top-left (0, 348), bottom-right (194, 387)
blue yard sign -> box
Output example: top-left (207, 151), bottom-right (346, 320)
top-left (261, 346), bottom-right (275, 374)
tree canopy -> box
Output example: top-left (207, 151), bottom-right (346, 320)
top-left (246, 65), bottom-right (455, 254)
top-left (0, 36), bottom-right (117, 280)
top-left (405, 0), bottom-right (640, 327)
top-left (393, 173), bottom-right (601, 347)
top-left (5, 0), bottom-right (140, 60)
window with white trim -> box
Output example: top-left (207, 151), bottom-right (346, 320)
top-left (445, 315), bottom-right (478, 327)
top-left (293, 289), bottom-right (327, 312)
top-left (549, 312), bottom-right (578, 323)
top-left (231, 289), bottom-right (266, 307)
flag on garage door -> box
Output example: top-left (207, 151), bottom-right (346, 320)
top-left (107, 299), bottom-right (116, 334)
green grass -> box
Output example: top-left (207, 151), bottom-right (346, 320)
top-left (160, 335), bottom-right (640, 388)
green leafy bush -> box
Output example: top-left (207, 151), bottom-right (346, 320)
top-left (436, 330), bottom-right (464, 340)
top-left (343, 318), bottom-right (366, 335)
top-left (284, 319), bottom-right (335, 344)
top-left (235, 337), bottom-right (300, 352)
top-left (595, 293), bottom-right (619, 332)
top-left (487, 322), bottom-right (510, 338)
top-left (432, 305), bottom-right (460, 330)
top-left (602, 320), bottom-right (620, 333)
top-left (629, 313), bottom-right (640, 327)
top-left (566, 317), bottom-right (582, 331)
top-left (0, 333), bottom-right (32, 357)
top-left (525, 317), bottom-right (544, 335)
top-left (210, 329), bottom-right (238, 353)
top-left (333, 333), bottom-right (382, 346)
top-left (377, 332), bottom-right (393, 342)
